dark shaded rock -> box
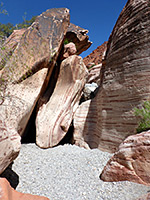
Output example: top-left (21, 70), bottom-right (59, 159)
top-left (0, 163), bottom-right (19, 189)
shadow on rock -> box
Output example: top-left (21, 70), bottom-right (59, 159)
top-left (0, 162), bottom-right (19, 189)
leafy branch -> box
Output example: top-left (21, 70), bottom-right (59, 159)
top-left (134, 100), bottom-right (150, 133)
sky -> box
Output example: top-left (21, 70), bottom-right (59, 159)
top-left (0, 0), bottom-right (127, 57)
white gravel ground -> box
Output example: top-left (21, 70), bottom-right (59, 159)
top-left (12, 144), bottom-right (150, 200)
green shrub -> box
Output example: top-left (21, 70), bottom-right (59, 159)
top-left (88, 64), bottom-right (96, 69)
top-left (64, 38), bottom-right (69, 45)
top-left (134, 100), bottom-right (150, 133)
top-left (63, 38), bottom-right (73, 45)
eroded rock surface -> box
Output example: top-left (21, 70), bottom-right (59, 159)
top-left (0, 7), bottom-right (70, 136)
top-left (36, 55), bottom-right (88, 148)
top-left (0, 7), bottom-right (92, 174)
top-left (100, 130), bottom-right (150, 186)
top-left (0, 178), bottom-right (50, 200)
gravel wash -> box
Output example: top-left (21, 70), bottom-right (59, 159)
top-left (12, 144), bottom-right (150, 200)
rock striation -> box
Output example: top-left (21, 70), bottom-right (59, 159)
top-left (100, 130), bottom-right (150, 186)
top-left (74, 99), bottom-right (95, 149)
top-left (0, 178), bottom-right (50, 200)
top-left (74, 0), bottom-right (150, 153)
top-left (95, 0), bottom-right (150, 152)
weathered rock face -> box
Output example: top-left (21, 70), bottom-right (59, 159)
top-left (1, 69), bottom-right (48, 136)
top-left (1, 8), bottom-right (70, 84)
top-left (3, 29), bottom-right (26, 50)
top-left (36, 55), bottom-right (88, 148)
top-left (0, 178), bottom-right (50, 200)
top-left (74, 0), bottom-right (150, 153)
top-left (100, 130), bottom-right (150, 186)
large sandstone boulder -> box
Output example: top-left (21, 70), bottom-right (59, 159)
top-left (36, 55), bottom-right (88, 148)
top-left (100, 130), bottom-right (150, 186)
top-left (74, 0), bottom-right (150, 153)
top-left (0, 178), bottom-right (50, 200)
top-left (0, 8), bottom-right (70, 174)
